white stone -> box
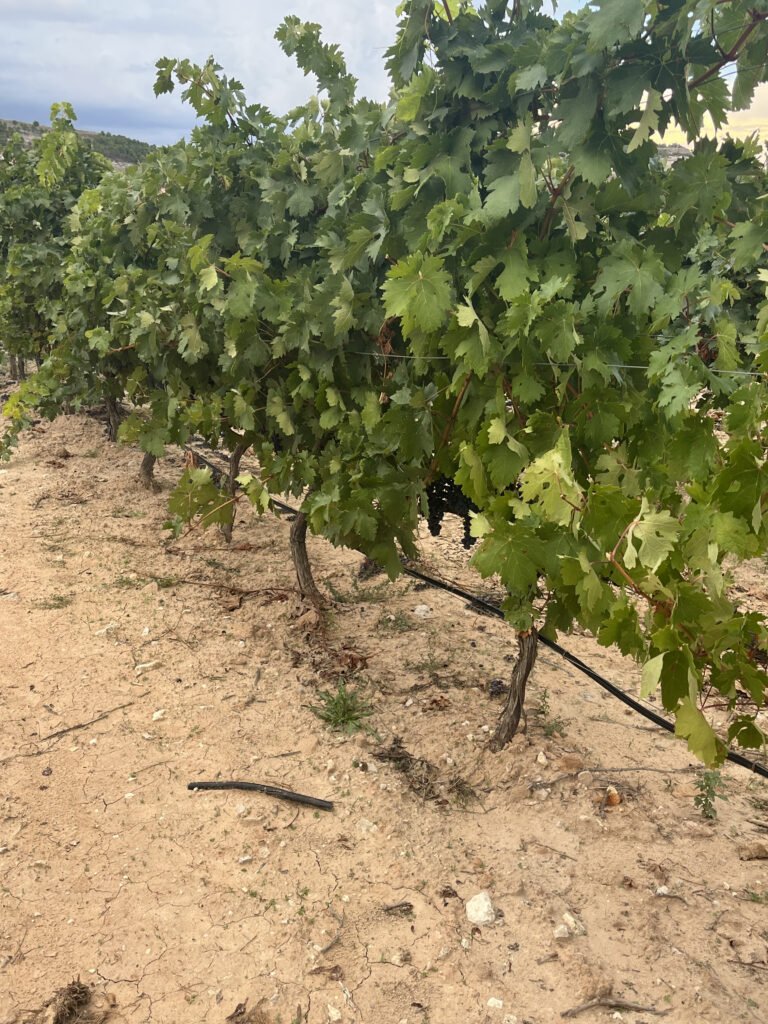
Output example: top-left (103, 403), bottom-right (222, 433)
top-left (536, 750), bottom-right (548, 766)
top-left (562, 911), bottom-right (586, 935)
top-left (413, 604), bottom-right (432, 617)
top-left (357, 818), bottom-right (378, 834)
top-left (327, 1006), bottom-right (342, 1023)
top-left (487, 997), bottom-right (504, 1009)
top-left (151, 708), bottom-right (166, 721)
top-left (553, 924), bottom-right (571, 941)
top-left (238, 855), bottom-right (253, 865)
top-left (466, 891), bottom-right (496, 926)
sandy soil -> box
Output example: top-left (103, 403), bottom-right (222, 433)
top-left (1, 410), bottom-right (767, 1024)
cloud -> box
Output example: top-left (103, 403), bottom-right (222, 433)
top-left (1, 2), bottom-right (766, 147)
top-left (0, 0), bottom-right (398, 143)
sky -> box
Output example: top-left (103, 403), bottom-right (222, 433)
top-left (0, 0), bottom-right (766, 146)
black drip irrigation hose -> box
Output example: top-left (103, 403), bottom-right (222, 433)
top-left (181, 443), bottom-right (768, 782)
top-left (402, 565), bottom-right (768, 781)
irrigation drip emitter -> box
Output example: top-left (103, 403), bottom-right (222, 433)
top-left (181, 442), bottom-right (768, 782)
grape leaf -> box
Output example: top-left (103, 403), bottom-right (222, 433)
top-left (674, 698), bottom-right (723, 767)
top-left (382, 253), bottom-right (453, 338)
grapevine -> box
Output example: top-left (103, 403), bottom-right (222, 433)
top-left (1, 0), bottom-right (768, 765)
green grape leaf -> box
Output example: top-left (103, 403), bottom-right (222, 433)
top-left (627, 88), bottom-right (661, 153)
top-left (625, 502), bottom-right (681, 572)
top-left (483, 175), bottom-right (520, 220)
top-left (382, 253), bottom-right (453, 338)
top-left (520, 432), bottom-right (582, 526)
top-left (519, 152), bottom-right (538, 209)
top-left (674, 698), bottom-right (723, 767)
top-left (200, 265), bottom-right (219, 291)
top-left (640, 653), bottom-right (664, 699)
top-left (587, 0), bottom-right (647, 49)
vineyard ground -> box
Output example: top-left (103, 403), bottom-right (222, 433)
top-left (0, 409), bottom-right (767, 1024)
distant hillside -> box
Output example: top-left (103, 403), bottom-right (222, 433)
top-left (0, 118), bottom-right (154, 167)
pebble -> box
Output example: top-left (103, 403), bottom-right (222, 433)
top-left (465, 891), bottom-right (497, 926)
top-left (536, 751), bottom-right (548, 766)
top-left (562, 911), bottom-right (586, 935)
top-left (553, 924), bottom-right (571, 941)
top-left (739, 841), bottom-right (768, 861)
top-left (487, 997), bottom-right (504, 1009)
top-left (238, 855), bottom-right (253, 865)
top-left (357, 818), bottom-right (378, 834)
top-left (413, 604), bottom-right (432, 617)
top-left (327, 1006), bottom-right (342, 1023)
top-left (151, 708), bottom-right (166, 721)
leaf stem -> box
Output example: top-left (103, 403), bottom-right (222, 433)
top-left (688, 11), bottom-right (768, 89)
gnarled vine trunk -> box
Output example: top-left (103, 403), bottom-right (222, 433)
top-left (9, 354), bottom-right (25, 380)
top-left (138, 452), bottom-right (158, 491)
top-left (221, 441), bottom-right (248, 544)
top-left (489, 629), bottom-right (538, 752)
top-left (104, 397), bottom-right (123, 442)
top-left (289, 510), bottom-right (323, 607)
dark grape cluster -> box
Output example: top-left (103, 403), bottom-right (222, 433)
top-left (425, 476), bottom-right (479, 549)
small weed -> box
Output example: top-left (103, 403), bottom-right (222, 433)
top-left (326, 577), bottom-right (390, 605)
top-left (111, 507), bottom-right (146, 519)
top-left (376, 610), bottom-right (414, 634)
top-left (742, 889), bottom-right (768, 904)
top-left (34, 593), bottom-right (73, 610)
top-left (533, 688), bottom-right (566, 737)
top-left (694, 769), bottom-right (728, 820)
top-left (114, 574), bottom-right (144, 589)
top-left (307, 681), bottom-right (375, 735)
top-left (151, 575), bottom-right (177, 589)
top-left (406, 636), bottom-right (444, 682)
top-left (204, 557), bottom-right (234, 573)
